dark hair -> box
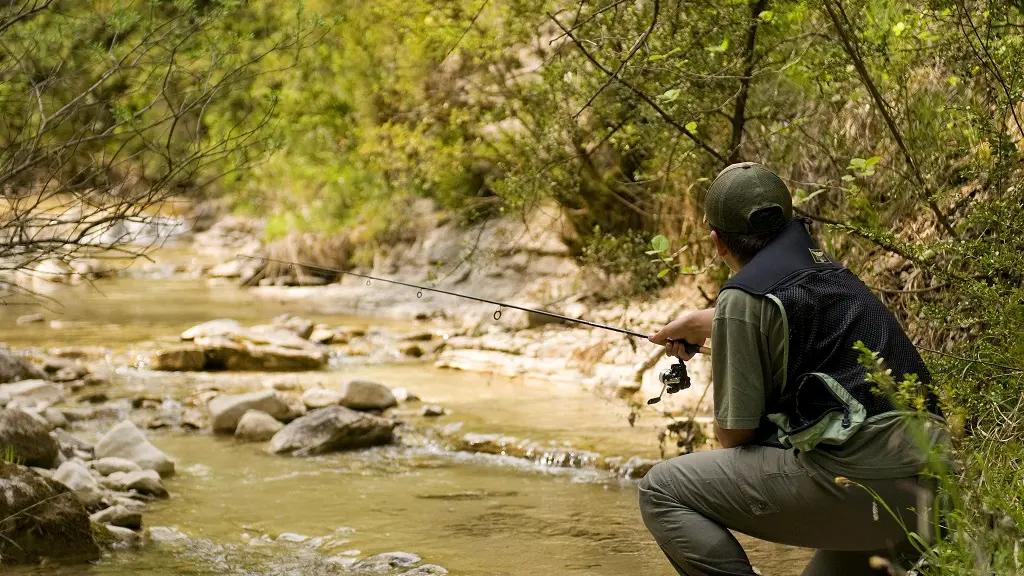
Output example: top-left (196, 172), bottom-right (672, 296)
top-left (711, 227), bottom-right (782, 265)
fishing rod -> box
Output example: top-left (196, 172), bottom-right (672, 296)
top-left (239, 254), bottom-right (707, 405)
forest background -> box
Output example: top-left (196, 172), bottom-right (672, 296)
top-left (1, 0), bottom-right (1022, 572)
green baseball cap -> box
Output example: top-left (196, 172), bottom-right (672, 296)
top-left (704, 162), bottom-right (792, 234)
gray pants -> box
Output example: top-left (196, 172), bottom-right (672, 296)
top-left (638, 445), bottom-right (931, 576)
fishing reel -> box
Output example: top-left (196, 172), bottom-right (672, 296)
top-left (647, 339), bottom-right (698, 405)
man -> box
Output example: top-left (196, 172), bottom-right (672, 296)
top-left (642, 163), bottom-right (947, 576)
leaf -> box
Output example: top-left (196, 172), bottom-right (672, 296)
top-left (651, 234), bottom-right (670, 253)
top-left (657, 268), bottom-right (671, 279)
top-left (685, 121), bottom-right (698, 132)
top-left (864, 156), bottom-right (882, 166)
top-left (892, 22), bottom-right (907, 36)
top-left (658, 89), bottom-right (681, 103)
top-left (841, 174), bottom-right (856, 182)
top-left (758, 10), bottom-right (774, 22)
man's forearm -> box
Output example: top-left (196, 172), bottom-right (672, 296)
top-left (686, 307), bottom-right (716, 344)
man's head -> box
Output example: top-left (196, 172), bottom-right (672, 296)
top-left (704, 162), bottom-right (792, 270)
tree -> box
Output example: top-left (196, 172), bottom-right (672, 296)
top-left (0, 0), bottom-right (320, 298)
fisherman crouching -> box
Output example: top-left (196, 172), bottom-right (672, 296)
top-left (643, 163), bottom-right (949, 576)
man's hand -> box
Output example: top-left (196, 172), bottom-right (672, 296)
top-left (649, 308), bottom-right (715, 359)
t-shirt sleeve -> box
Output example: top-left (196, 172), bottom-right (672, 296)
top-left (711, 289), bottom-right (776, 430)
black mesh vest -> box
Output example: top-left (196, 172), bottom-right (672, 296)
top-left (722, 221), bottom-right (939, 448)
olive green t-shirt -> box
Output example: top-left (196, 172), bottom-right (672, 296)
top-left (711, 288), bottom-right (948, 480)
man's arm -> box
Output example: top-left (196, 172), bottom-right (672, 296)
top-left (649, 308), bottom-right (715, 359)
top-left (714, 422), bottom-right (758, 448)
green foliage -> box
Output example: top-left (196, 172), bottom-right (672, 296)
top-left (2, 446), bottom-right (23, 466)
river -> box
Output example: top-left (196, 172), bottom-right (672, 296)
top-left (1, 272), bottom-right (811, 575)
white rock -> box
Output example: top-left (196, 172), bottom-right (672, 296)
top-left (301, 388), bottom-right (343, 409)
top-left (0, 380), bottom-right (63, 409)
top-left (234, 410), bottom-right (284, 442)
top-left (41, 407), bottom-right (68, 430)
top-left (208, 390), bottom-right (290, 433)
top-left (309, 328), bottom-right (336, 344)
top-left (53, 460), bottom-right (104, 508)
top-left (91, 457), bottom-right (142, 476)
top-left (275, 533), bottom-right (309, 543)
top-left (94, 420), bottom-right (175, 477)
top-left (180, 318), bottom-right (242, 341)
top-left (148, 526), bottom-right (188, 544)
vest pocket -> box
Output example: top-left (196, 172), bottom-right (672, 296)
top-left (767, 372), bottom-right (867, 452)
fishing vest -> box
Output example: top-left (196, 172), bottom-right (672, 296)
top-left (722, 220), bottom-right (939, 452)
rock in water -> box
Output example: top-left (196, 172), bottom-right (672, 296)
top-left (274, 314), bottom-right (315, 339)
top-left (301, 387), bottom-right (343, 409)
top-left (0, 380), bottom-right (63, 409)
top-left (91, 457), bottom-right (141, 476)
top-left (208, 390), bottom-right (289, 433)
top-left (0, 462), bottom-right (100, 564)
top-left (54, 429), bottom-right (94, 460)
top-left (149, 346), bottom-right (206, 371)
top-left (0, 409), bottom-right (59, 467)
top-left (180, 318), bottom-right (242, 341)
top-left (94, 421), bottom-right (175, 477)
top-left (102, 470), bottom-right (168, 498)
top-left (339, 380), bottom-right (398, 411)
top-left (268, 406), bottom-right (398, 456)
top-left (235, 410), bottom-right (284, 442)
top-left (52, 461), bottom-right (104, 509)
top-left (0, 348), bottom-right (47, 384)
top-left (90, 505), bottom-right (143, 530)
top-left (353, 552), bottom-right (422, 573)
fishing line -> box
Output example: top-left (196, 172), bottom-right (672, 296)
top-left (239, 254), bottom-right (709, 355)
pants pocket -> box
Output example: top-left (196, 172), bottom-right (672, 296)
top-left (732, 447), bottom-right (808, 516)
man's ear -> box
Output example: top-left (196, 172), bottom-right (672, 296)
top-left (710, 230), bottom-right (729, 258)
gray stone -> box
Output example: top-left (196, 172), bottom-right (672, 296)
top-left (0, 380), bottom-right (63, 409)
top-left (353, 551), bottom-right (422, 573)
top-left (208, 390), bottom-right (290, 433)
top-left (180, 318), bottom-right (242, 341)
top-left (149, 346), bottom-right (206, 371)
top-left (391, 387), bottom-right (421, 403)
top-left (104, 525), bottom-right (142, 547)
top-left (0, 348), bottom-right (47, 384)
top-left (268, 406), bottom-right (398, 456)
top-left (198, 336), bottom-right (327, 371)
top-left (53, 461), bottom-right (104, 508)
top-left (234, 410), bottom-right (284, 442)
top-left (53, 428), bottom-right (93, 459)
top-left (91, 457), bottom-right (142, 476)
top-left (42, 407), bottom-right (68, 430)
top-left (421, 405), bottom-right (446, 417)
top-left (103, 470), bottom-right (168, 498)
top-left (339, 380), bottom-right (397, 411)
top-left (16, 313), bottom-right (45, 325)
top-left (0, 462), bottom-right (100, 564)
top-left (0, 408), bottom-right (59, 467)
top-left (301, 387), bottom-right (343, 409)
top-left (90, 504), bottom-right (142, 530)
top-left (275, 532), bottom-right (309, 543)
top-left (94, 420), bottom-right (175, 477)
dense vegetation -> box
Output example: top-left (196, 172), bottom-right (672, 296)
top-left (4, 0), bottom-right (1023, 573)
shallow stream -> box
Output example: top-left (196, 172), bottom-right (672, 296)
top-left (2, 273), bottom-right (811, 575)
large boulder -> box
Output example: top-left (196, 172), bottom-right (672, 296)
top-left (0, 409), bottom-right (59, 467)
top-left (149, 346), bottom-right (207, 371)
top-left (52, 461), bottom-right (104, 509)
top-left (234, 410), bottom-right (284, 442)
top-left (0, 380), bottom-right (63, 409)
top-left (198, 336), bottom-right (326, 372)
top-left (208, 390), bottom-right (290, 433)
top-left (0, 348), bottom-right (46, 384)
top-left (268, 406), bottom-right (398, 456)
top-left (339, 380), bottom-right (398, 411)
top-left (0, 462), bottom-right (100, 564)
top-left (94, 421), bottom-right (175, 477)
